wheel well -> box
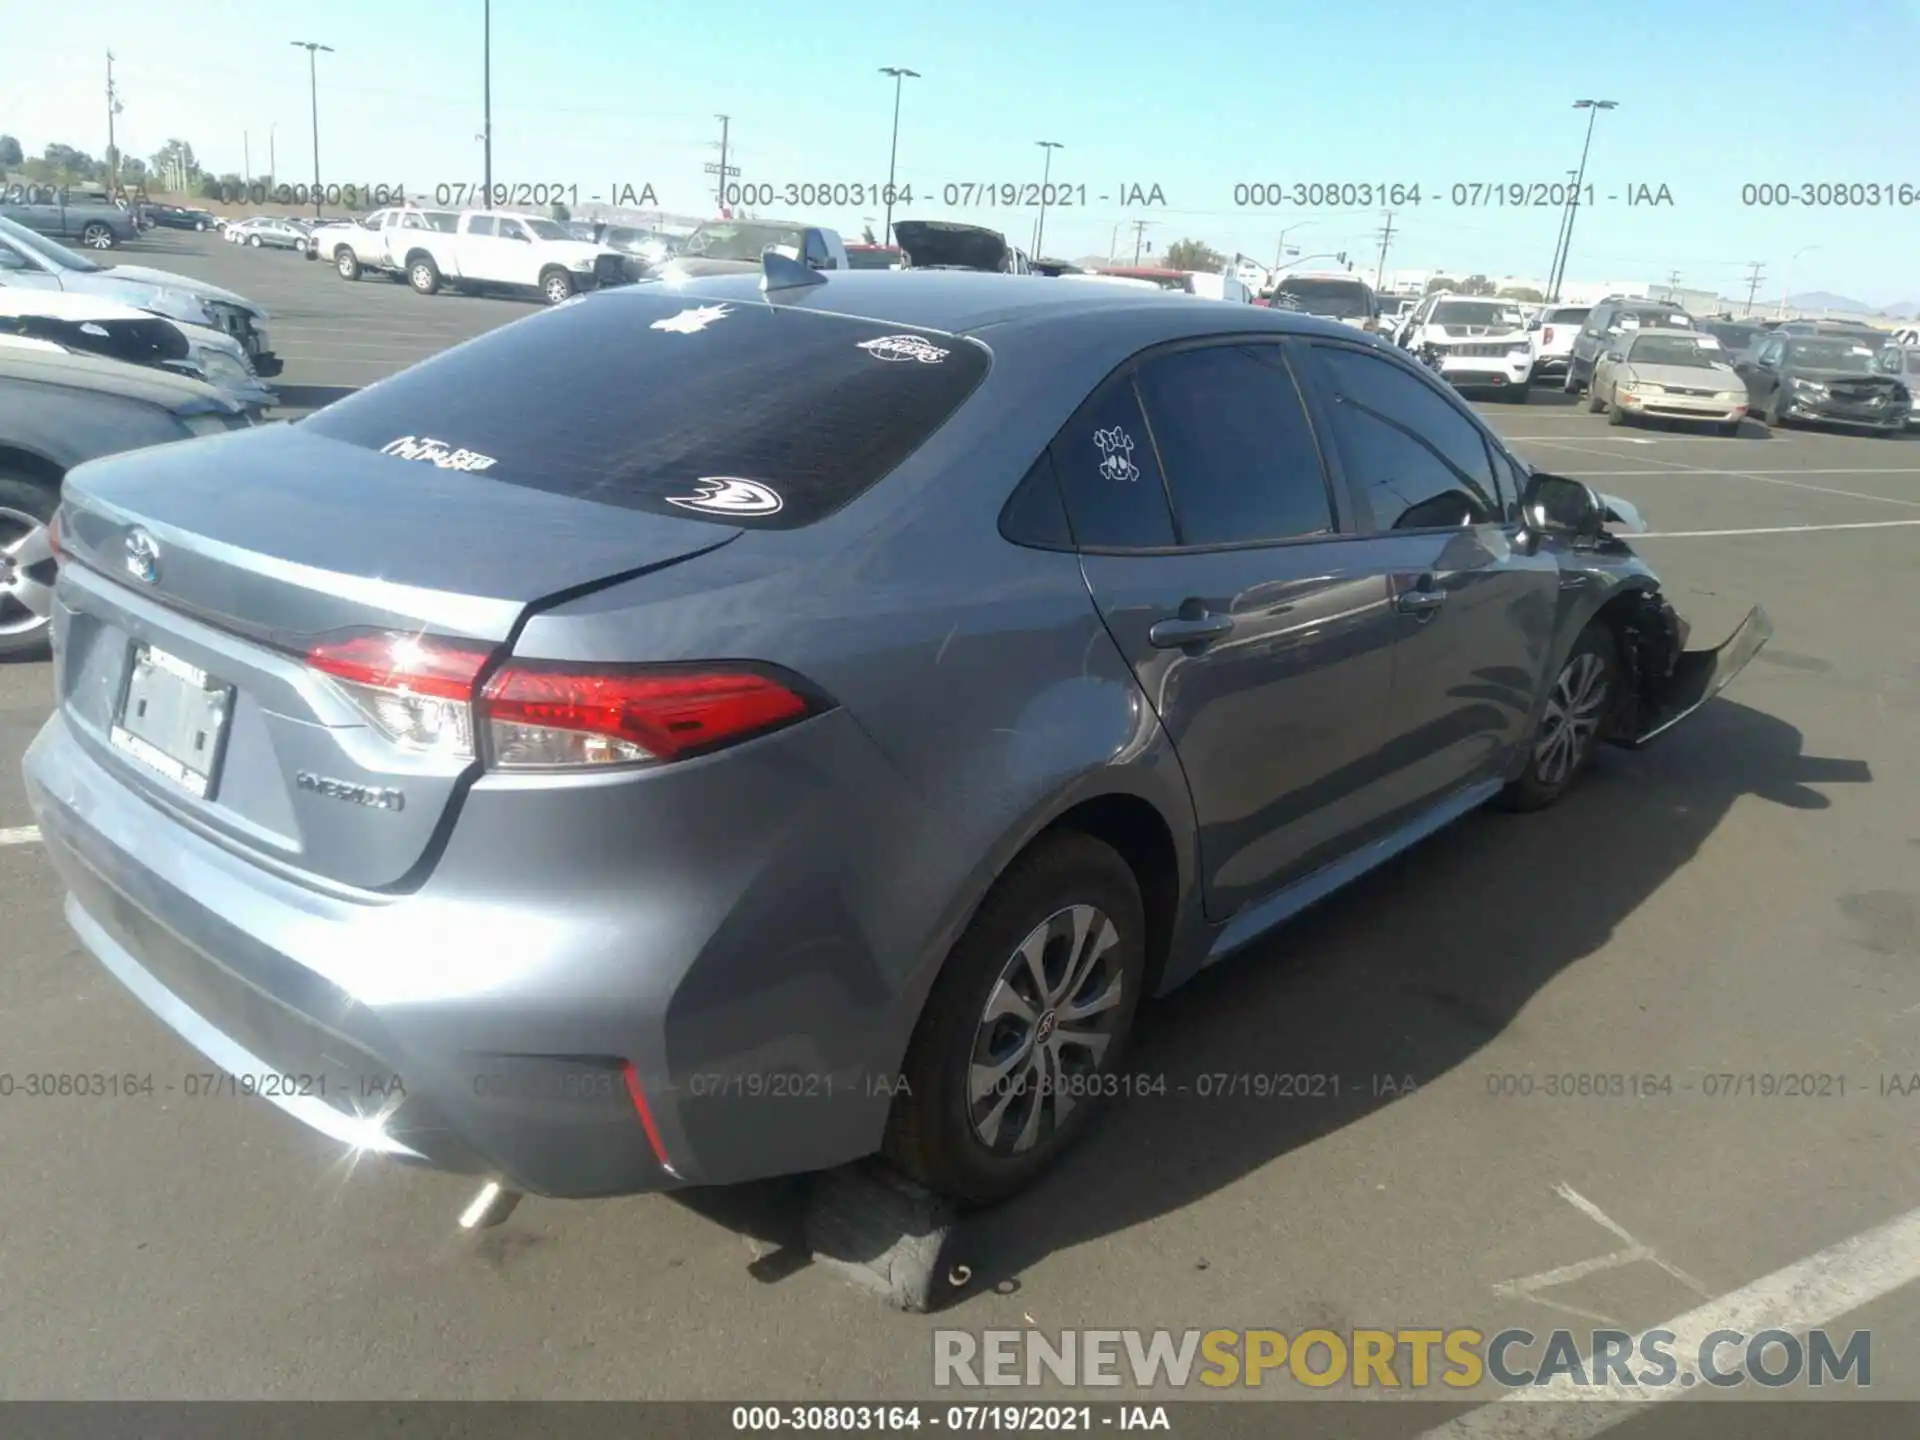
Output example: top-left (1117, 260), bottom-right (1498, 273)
top-left (1587, 585), bottom-right (1682, 734)
top-left (538, 264), bottom-right (569, 280)
top-left (1040, 793), bottom-right (1180, 996)
top-left (404, 248), bottom-right (433, 267)
top-left (0, 445), bottom-right (65, 490)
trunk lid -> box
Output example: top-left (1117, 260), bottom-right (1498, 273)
top-left (893, 220), bottom-right (1011, 273)
top-left (54, 423), bottom-right (739, 890)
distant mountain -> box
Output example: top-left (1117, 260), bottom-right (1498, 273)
top-left (1785, 290), bottom-right (1895, 315)
top-left (1880, 302), bottom-right (1920, 320)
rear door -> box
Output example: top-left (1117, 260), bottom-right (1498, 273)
top-left (1061, 339), bottom-right (1401, 921)
top-left (1292, 340), bottom-right (1560, 818)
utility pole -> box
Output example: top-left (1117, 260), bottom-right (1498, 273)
top-left (1130, 218), bottom-right (1153, 264)
top-left (243, 131), bottom-right (251, 187)
top-left (482, 0), bottom-right (493, 204)
top-left (1667, 268), bottom-right (1681, 300)
top-left (1742, 261), bottom-right (1766, 318)
top-left (714, 114), bottom-right (731, 215)
top-left (269, 123), bottom-right (276, 185)
top-left (1372, 209), bottom-right (1396, 291)
top-left (290, 40), bottom-right (334, 218)
top-left (105, 52), bottom-right (122, 197)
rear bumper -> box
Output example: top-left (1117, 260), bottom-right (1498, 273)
top-left (1531, 355), bottom-right (1570, 378)
top-left (22, 698), bottom-right (929, 1198)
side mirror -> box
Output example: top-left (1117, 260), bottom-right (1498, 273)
top-left (1520, 472), bottom-right (1606, 543)
top-left (0, 249), bottom-right (29, 271)
top-left (1605, 350), bottom-right (1625, 363)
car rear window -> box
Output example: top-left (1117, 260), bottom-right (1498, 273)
top-left (301, 289), bottom-right (990, 529)
top-left (1547, 307), bottom-right (1590, 323)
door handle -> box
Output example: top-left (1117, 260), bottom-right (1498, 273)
top-left (1148, 611), bottom-right (1235, 649)
top-left (1394, 576), bottom-right (1448, 617)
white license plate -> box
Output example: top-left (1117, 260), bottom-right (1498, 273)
top-left (108, 643), bottom-right (234, 799)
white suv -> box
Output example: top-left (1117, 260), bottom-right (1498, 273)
top-left (1526, 304), bottom-right (1592, 386)
top-left (1399, 294), bottom-right (1534, 401)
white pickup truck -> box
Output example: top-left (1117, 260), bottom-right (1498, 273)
top-left (395, 210), bottom-right (629, 305)
top-left (310, 207), bottom-right (457, 281)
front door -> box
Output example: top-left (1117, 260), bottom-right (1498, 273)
top-left (1293, 339), bottom-right (1562, 822)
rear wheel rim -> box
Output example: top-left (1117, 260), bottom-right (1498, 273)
top-left (1535, 650), bottom-right (1608, 787)
top-left (546, 276), bottom-right (569, 302)
top-left (0, 505), bottom-right (56, 639)
top-left (966, 904), bottom-right (1125, 1156)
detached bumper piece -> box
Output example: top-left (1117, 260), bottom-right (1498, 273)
top-left (1620, 605), bottom-right (1773, 749)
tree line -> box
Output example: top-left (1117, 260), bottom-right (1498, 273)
top-left (0, 133), bottom-right (259, 202)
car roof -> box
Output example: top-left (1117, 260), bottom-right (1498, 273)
top-left (0, 340), bottom-right (235, 408)
top-left (1628, 327), bottom-right (1709, 340)
top-left (607, 269), bottom-right (1377, 348)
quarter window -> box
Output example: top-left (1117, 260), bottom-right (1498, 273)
top-left (1047, 376), bottom-right (1177, 549)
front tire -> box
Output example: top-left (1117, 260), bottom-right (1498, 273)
top-left (0, 472), bottom-right (60, 663)
top-left (884, 832), bottom-right (1147, 1205)
top-left (194, 220), bottom-right (208, 231)
top-left (541, 268), bottom-right (576, 305)
top-left (1588, 383), bottom-right (1607, 414)
top-left (248, 234), bottom-right (262, 247)
top-left (1500, 626), bottom-right (1619, 812)
top-left (1607, 397), bottom-right (1630, 426)
top-left (81, 223), bottom-right (115, 249)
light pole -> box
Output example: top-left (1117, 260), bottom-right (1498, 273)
top-left (1547, 99), bottom-right (1616, 302)
top-left (290, 41), bottom-right (334, 218)
top-left (1031, 140), bottom-right (1063, 259)
top-left (1271, 221), bottom-right (1311, 272)
top-left (1778, 245), bottom-right (1820, 318)
top-left (879, 66), bottom-right (918, 248)
top-left (474, 0), bottom-right (483, 205)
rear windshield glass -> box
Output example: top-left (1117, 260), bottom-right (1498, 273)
top-left (1273, 279), bottom-right (1373, 318)
top-left (301, 290), bottom-right (990, 529)
top-left (1547, 307), bottom-right (1591, 324)
top-left (846, 247), bottom-right (900, 270)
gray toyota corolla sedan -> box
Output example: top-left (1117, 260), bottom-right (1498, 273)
top-left (22, 258), bottom-right (1769, 1208)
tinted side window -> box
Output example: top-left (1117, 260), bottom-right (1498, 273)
top-left (1133, 344), bottom-right (1334, 545)
top-left (1048, 376), bottom-right (1176, 549)
top-left (467, 216), bottom-right (497, 237)
top-left (1307, 346), bottom-right (1501, 531)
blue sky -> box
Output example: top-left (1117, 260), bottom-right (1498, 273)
top-left (9, 0), bottom-right (1920, 301)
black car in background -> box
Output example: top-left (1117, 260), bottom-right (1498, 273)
top-left (1565, 298), bottom-right (1696, 395)
top-left (1734, 333), bottom-right (1912, 433)
top-left (144, 204), bottom-right (218, 232)
top-left (1697, 320), bottom-right (1763, 357)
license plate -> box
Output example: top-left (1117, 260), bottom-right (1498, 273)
top-left (108, 643), bottom-right (234, 799)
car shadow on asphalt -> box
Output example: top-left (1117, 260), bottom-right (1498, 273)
top-left (954, 698), bottom-right (1867, 1298)
top-left (676, 698), bottom-right (1869, 1306)
top-left (272, 384), bottom-right (359, 412)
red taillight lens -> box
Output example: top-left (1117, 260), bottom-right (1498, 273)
top-left (1544, 327), bottom-right (1556, 345)
top-left (480, 664), bottom-right (815, 769)
top-left (46, 510), bottom-right (64, 561)
top-left (305, 632), bottom-right (494, 758)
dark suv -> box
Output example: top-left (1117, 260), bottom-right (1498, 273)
top-left (1565, 298), bottom-right (1696, 395)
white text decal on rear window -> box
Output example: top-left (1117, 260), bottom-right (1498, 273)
top-left (650, 304), bottom-right (734, 335)
top-left (380, 435), bottom-right (498, 471)
top-left (857, 334), bottom-right (951, 363)
top-left (1094, 426), bottom-right (1141, 483)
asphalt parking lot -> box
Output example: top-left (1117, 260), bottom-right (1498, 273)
top-left (1, 233), bottom-right (1917, 1427)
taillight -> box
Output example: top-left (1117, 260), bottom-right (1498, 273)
top-left (306, 632), bottom-right (493, 759)
top-left (1544, 327), bottom-right (1556, 345)
top-left (46, 509), bottom-right (64, 561)
top-left (481, 663), bottom-right (816, 769)
top-left (304, 631), bottom-right (822, 771)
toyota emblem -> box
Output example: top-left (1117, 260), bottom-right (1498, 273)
top-left (125, 527), bottom-right (160, 585)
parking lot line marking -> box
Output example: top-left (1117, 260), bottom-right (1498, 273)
top-left (1416, 1200), bottom-right (1920, 1439)
top-left (1553, 468), bottom-right (1920, 477)
top-left (0, 825), bottom-right (40, 846)
top-left (1490, 1184), bottom-right (1713, 1326)
top-left (1636, 520), bottom-right (1920, 539)
top-left (1514, 438), bottom-right (1920, 509)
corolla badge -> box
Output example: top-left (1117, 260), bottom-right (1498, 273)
top-left (124, 527), bottom-right (160, 584)
top-left (664, 477), bottom-right (784, 516)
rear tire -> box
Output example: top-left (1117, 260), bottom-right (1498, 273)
top-left (540, 268), bottom-right (576, 305)
top-left (1764, 393), bottom-right (1787, 429)
top-left (1563, 367), bottom-right (1582, 395)
top-left (335, 248), bottom-right (361, 281)
top-left (0, 472), bottom-right (60, 663)
top-left (408, 256), bottom-right (441, 295)
top-left (884, 832), bottom-right (1147, 1206)
top-left (1499, 625), bottom-right (1619, 812)
top-left (248, 234), bottom-right (262, 247)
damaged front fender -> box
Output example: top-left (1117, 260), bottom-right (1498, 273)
top-left (1616, 603), bottom-right (1773, 749)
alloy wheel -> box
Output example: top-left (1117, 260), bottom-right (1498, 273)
top-left (1534, 651), bottom-right (1609, 787)
top-left (966, 903), bottom-right (1126, 1155)
top-left (0, 506), bottom-right (55, 639)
